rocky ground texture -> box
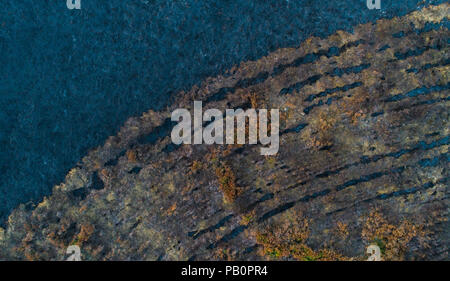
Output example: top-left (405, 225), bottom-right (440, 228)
top-left (0, 4), bottom-right (449, 261)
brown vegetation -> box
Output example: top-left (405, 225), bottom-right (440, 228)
top-left (215, 163), bottom-right (242, 202)
top-left (362, 210), bottom-right (428, 260)
top-left (256, 218), bottom-right (349, 261)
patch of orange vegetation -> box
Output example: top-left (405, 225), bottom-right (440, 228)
top-left (248, 92), bottom-right (259, 109)
top-left (215, 163), bottom-right (242, 202)
top-left (190, 160), bottom-right (203, 174)
top-left (362, 209), bottom-right (428, 260)
top-left (100, 168), bottom-right (109, 179)
top-left (256, 217), bottom-right (349, 261)
top-left (73, 224), bottom-right (95, 245)
top-left (341, 90), bottom-right (369, 124)
top-left (335, 221), bottom-right (349, 239)
top-left (126, 150), bottom-right (137, 162)
top-left (311, 111), bottom-right (336, 148)
top-left (167, 203), bottom-right (177, 216)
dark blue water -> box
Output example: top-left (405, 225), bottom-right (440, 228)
top-left (0, 0), bottom-right (445, 222)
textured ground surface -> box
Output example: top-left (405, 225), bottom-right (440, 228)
top-left (0, 3), bottom-right (449, 261)
top-left (1, 0), bottom-right (447, 223)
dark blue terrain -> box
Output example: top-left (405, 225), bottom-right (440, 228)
top-left (0, 0), bottom-right (445, 223)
